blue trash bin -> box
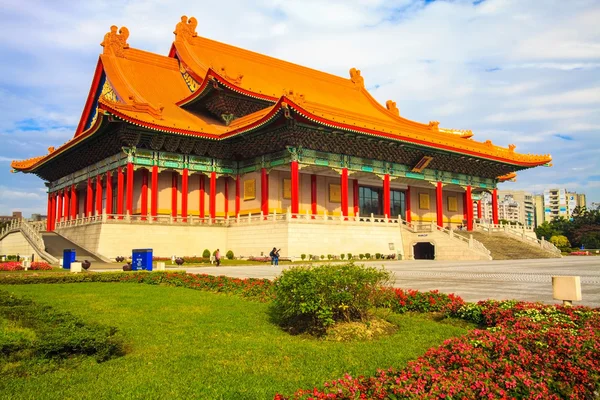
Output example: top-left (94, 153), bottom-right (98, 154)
top-left (63, 249), bottom-right (76, 270)
top-left (132, 249), bottom-right (153, 271)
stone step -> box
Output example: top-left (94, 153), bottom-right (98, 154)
top-left (454, 231), bottom-right (558, 260)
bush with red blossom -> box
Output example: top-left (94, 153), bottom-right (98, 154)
top-left (29, 262), bottom-right (52, 270)
top-left (276, 299), bottom-right (600, 400)
top-left (0, 262), bottom-right (23, 271)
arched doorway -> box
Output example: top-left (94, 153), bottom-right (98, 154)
top-left (413, 242), bottom-right (435, 260)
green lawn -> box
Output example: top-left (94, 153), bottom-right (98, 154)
top-left (0, 283), bottom-right (469, 399)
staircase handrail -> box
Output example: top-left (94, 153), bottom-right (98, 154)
top-left (476, 223), bottom-right (561, 256)
top-left (4, 219), bottom-right (59, 264)
top-left (433, 225), bottom-right (491, 258)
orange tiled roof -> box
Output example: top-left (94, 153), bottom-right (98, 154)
top-left (12, 19), bottom-right (552, 173)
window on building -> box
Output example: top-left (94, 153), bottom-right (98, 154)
top-left (359, 186), bottom-right (406, 217)
top-left (359, 186), bottom-right (380, 216)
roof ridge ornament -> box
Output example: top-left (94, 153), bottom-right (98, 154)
top-left (385, 100), bottom-right (399, 116)
top-left (211, 65), bottom-right (243, 85)
top-left (282, 89), bottom-right (306, 105)
top-left (428, 121), bottom-right (440, 131)
top-left (174, 16), bottom-right (198, 43)
top-left (101, 25), bottom-right (130, 57)
top-left (349, 68), bottom-right (365, 89)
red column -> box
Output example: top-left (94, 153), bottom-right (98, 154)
top-left (224, 177), bottom-right (229, 218)
top-left (209, 172), bottom-right (216, 220)
top-left (71, 185), bottom-right (77, 219)
top-left (383, 174), bottom-right (390, 218)
top-left (182, 168), bottom-right (189, 221)
top-left (261, 168), bottom-right (269, 217)
top-left (117, 167), bottom-right (124, 219)
top-left (291, 161), bottom-right (299, 216)
top-left (126, 162), bottom-right (133, 216)
top-left (353, 179), bottom-right (359, 217)
top-left (406, 186), bottom-right (412, 223)
top-left (151, 166), bottom-right (158, 220)
top-left (199, 174), bottom-right (205, 219)
top-left (141, 169), bottom-right (148, 220)
top-left (57, 190), bottom-right (63, 223)
top-left (46, 193), bottom-right (52, 231)
top-left (492, 188), bottom-right (499, 225)
top-left (466, 185), bottom-right (473, 231)
top-left (106, 172), bottom-right (112, 217)
top-left (95, 175), bottom-right (102, 216)
top-left (235, 175), bottom-right (240, 217)
top-left (75, 187), bottom-right (79, 216)
top-left (462, 191), bottom-right (468, 223)
top-left (477, 199), bottom-right (482, 219)
top-left (63, 188), bottom-right (70, 221)
top-left (311, 174), bottom-right (317, 217)
top-left (171, 172), bottom-right (178, 218)
top-left (341, 168), bottom-right (348, 219)
top-left (51, 193), bottom-right (57, 231)
top-left (436, 181), bottom-right (443, 228)
top-left (86, 178), bottom-right (93, 217)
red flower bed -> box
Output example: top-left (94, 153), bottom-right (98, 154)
top-left (0, 262), bottom-right (23, 271)
top-left (30, 262), bottom-right (52, 270)
top-left (276, 300), bottom-right (600, 399)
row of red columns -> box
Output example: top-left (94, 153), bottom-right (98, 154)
top-left (45, 161), bottom-right (499, 231)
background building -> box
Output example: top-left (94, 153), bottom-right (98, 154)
top-left (533, 188), bottom-right (587, 226)
top-left (0, 211), bottom-right (22, 223)
top-left (480, 190), bottom-right (534, 226)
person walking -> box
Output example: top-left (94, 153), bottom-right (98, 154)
top-left (215, 249), bottom-right (221, 267)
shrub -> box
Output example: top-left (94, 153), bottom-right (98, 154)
top-left (550, 235), bottom-right (571, 251)
top-left (340, 254), bottom-right (345, 260)
top-left (359, 254), bottom-right (364, 260)
top-left (327, 254), bottom-right (332, 260)
top-left (300, 254), bottom-right (306, 260)
top-left (375, 253), bottom-right (381, 259)
top-left (347, 253), bottom-right (352, 260)
top-left (320, 255), bottom-right (324, 260)
top-left (0, 290), bottom-right (124, 364)
top-left (271, 263), bottom-right (391, 335)
top-left (226, 250), bottom-right (234, 260)
top-left (365, 253), bottom-right (371, 259)
top-left (202, 249), bottom-right (211, 258)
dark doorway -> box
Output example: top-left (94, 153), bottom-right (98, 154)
top-left (413, 242), bottom-right (435, 260)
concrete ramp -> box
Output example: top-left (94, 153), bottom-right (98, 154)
top-left (41, 232), bottom-right (113, 267)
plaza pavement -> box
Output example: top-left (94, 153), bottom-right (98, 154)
top-left (173, 257), bottom-right (600, 308)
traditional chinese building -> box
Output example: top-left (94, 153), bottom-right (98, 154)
top-left (10, 17), bottom-right (552, 260)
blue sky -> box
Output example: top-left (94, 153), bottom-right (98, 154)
top-left (0, 0), bottom-right (599, 216)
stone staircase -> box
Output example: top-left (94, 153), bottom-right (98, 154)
top-left (455, 231), bottom-right (560, 260)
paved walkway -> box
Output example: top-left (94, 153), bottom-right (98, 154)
top-left (172, 257), bottom-right (600, 307)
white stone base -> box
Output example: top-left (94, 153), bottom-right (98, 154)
top-left (55, 219), bottom-right (489, 261)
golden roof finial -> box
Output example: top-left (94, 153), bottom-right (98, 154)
top-left (385, 100), bottom-right (399, 116)
top-left (101, 25), bottom-right (130, 57)
top-left (349, 68), bottom-right (364, 88)
top-left (428, 121), bottom-right (440, 131)
top-left (174, 15), bottom-right (198, 42)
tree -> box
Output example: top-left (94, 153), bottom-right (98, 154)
top-left (535, 221), bottom-right (559, 240)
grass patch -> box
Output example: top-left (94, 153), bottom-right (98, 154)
top-left (0, 290), bottom-right (124, 378)
top-left (0, 283), bottom-right (469, 399)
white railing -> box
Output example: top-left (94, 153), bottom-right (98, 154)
top-left (475, 222), bottom-right (561, 256)
top-left (54, 211), bottom-right (406, 229)
top-left (0, 218), bottom-right (58, 264)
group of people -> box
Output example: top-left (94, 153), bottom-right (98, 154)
top-left (269, 247), bottom-right (280, 266)
top-left (212, 247), bottom-right (281, 267)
